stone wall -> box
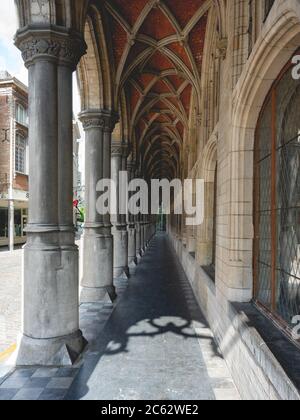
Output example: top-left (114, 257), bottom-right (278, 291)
top-left (169, 234), bottom-right (300, 400)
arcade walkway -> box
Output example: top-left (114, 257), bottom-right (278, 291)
top-left (0, 235), bottom-right (240, 400)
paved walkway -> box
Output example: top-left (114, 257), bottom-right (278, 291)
top-left (0, 250), bottom-right (22, 354)
top-left (0, 234), bottom-right (240, 400)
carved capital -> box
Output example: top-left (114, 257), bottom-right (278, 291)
top-left (99, 110), bottom-right (119, 133)
top-left (80, 115), bottom-right (105, 131)
top-left (79, 109), bottom-right (119, 132)
top-left (15, 27), bottom-right (87, 68)
top-left (111, 141), bottom-right (124, 157)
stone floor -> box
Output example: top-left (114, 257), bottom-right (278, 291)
top-left (0, 234), bottom-right (240, 400)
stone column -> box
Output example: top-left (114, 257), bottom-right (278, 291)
top-left (111, 142), bottom-right (129, 279)
top-left (14, 28), bottom-right (87, 366)
top-left (127, 159), bottom-right (137, 272)
top-left (8, 200), bottom-right (14, 252)
top-left (140, 214), bottom-right (145, 254)
top-left (135, 169), bottom-right (142, 261)
top-left (121, 147), bottom-right (129, 272)
top-left (79, 110), bottom-right (118, 303)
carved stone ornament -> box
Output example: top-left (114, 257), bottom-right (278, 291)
top-left (80, 110), bottom-right (119, 133)
top-left (16, 29), bottom-right (87, 68)
top-left (111, 141), bottom-right (124, 157)
top-left (81, 118), bottom-right (105, 131)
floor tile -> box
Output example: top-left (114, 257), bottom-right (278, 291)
top-left (46, 377), bottom-right (74, 389)
top-left (0, 389), bottom-right (19, 400)
top-left (12, 388), bottom-right (44, 401)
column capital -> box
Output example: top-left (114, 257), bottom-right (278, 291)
top-left (15, 26), bottom-right (87, 69)
top-left (79, 109), bottom-right (119, 132)
top-left (111, 141), bottom-right (124, 157)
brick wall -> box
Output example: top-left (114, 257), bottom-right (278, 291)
top-left (0, 81), bottom-right (29, 194)
top-left (0, 94), bottom-right (11, 192)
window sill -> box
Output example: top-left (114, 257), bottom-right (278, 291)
top-left (201, 265), bottom-right (215, 283)
top-left (15, 171), bottom-right (28, 176)
top-left (232, 302), bottom-right (300, 396)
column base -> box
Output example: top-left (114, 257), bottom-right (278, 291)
top-left (128, 260), bottom-right (137, 275)
top-left (13, 330), bottom-right (87, 367)
top-left (80, 285), bottom-right (117, 304)
top-left (114, 268), bottom-right (130, 280)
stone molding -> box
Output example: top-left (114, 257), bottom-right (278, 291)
top-left (111, 141), bottom-right (124, 157)
top-left (15, 26), bottom-right (87, 69)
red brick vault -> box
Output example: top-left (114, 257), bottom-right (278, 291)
top-left (81, 0), bottom-right (209, 181)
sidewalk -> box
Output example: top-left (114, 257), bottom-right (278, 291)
top-left (0, 250), bottom-right (22, 355)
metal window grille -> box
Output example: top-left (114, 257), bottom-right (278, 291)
top-left (254, 58), bottom-right (300, 332)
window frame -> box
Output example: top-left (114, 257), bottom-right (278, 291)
top-left (253, 51), bottom-right (300, 333)
top-left (15, 133), bottom-right (27, 175)
top-left (16, 103), bottom-right (28, 127)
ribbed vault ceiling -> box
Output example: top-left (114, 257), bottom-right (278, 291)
top-left (101, 0), bottom-right (210, 179)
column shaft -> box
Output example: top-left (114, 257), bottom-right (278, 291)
top-left (80, 110), bottom-right (118, 303)
top-left (15, 29), bottom-right (87, 366)
top-left (111, 143), bottom-right (129, 278)
top-left (127, 160), bottom-right (136, 268)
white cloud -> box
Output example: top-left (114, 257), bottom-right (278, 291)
top-left (0, 0), bottom-right (28, 85)
top-left (0, 0), bottom-right (18, 45)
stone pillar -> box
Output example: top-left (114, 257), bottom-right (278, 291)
top-left (135, 216), bottom-right (142, 262)
top-left (127, 159), bottom-right (137, 272)
top-left (111, 142), bottom-right (129, 279)
top-left (79, 110), bottom-right (118, 303)
top-left (14, 28), bottom-right (87, 366)
top-left (141, 214), bottom-right (146, 253)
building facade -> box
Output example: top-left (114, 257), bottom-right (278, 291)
top-left (10, 0), bottom-right (300, 399)
top-left (0, 71), bottom-right (28, 249)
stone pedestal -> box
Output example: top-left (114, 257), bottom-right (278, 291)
top-left (14, 28), bottom-right (87, 366)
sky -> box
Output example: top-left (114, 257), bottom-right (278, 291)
top-left (0, 0), bottom-right (27, 84)
top-left (0, 0), bottom-right (81, 114)
top-left (0, 0), bottom-right (84, 175)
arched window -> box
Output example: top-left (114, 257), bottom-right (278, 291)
top-left (15, 134), bottom-right (27, 174)
top-left (254, 56), bottom-right (300, 331)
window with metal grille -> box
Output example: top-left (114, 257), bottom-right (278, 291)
top-left (15, 134), bottom-right (26, 174)
top-left (254, 57), bottom-right (300, 332)
top-left (16, 103), bottom-right (28, 126)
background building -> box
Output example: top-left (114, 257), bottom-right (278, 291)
top-left (73, 119), bottom-right (84, 206)
top-left (0, 71), bottom-right (28, 250)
